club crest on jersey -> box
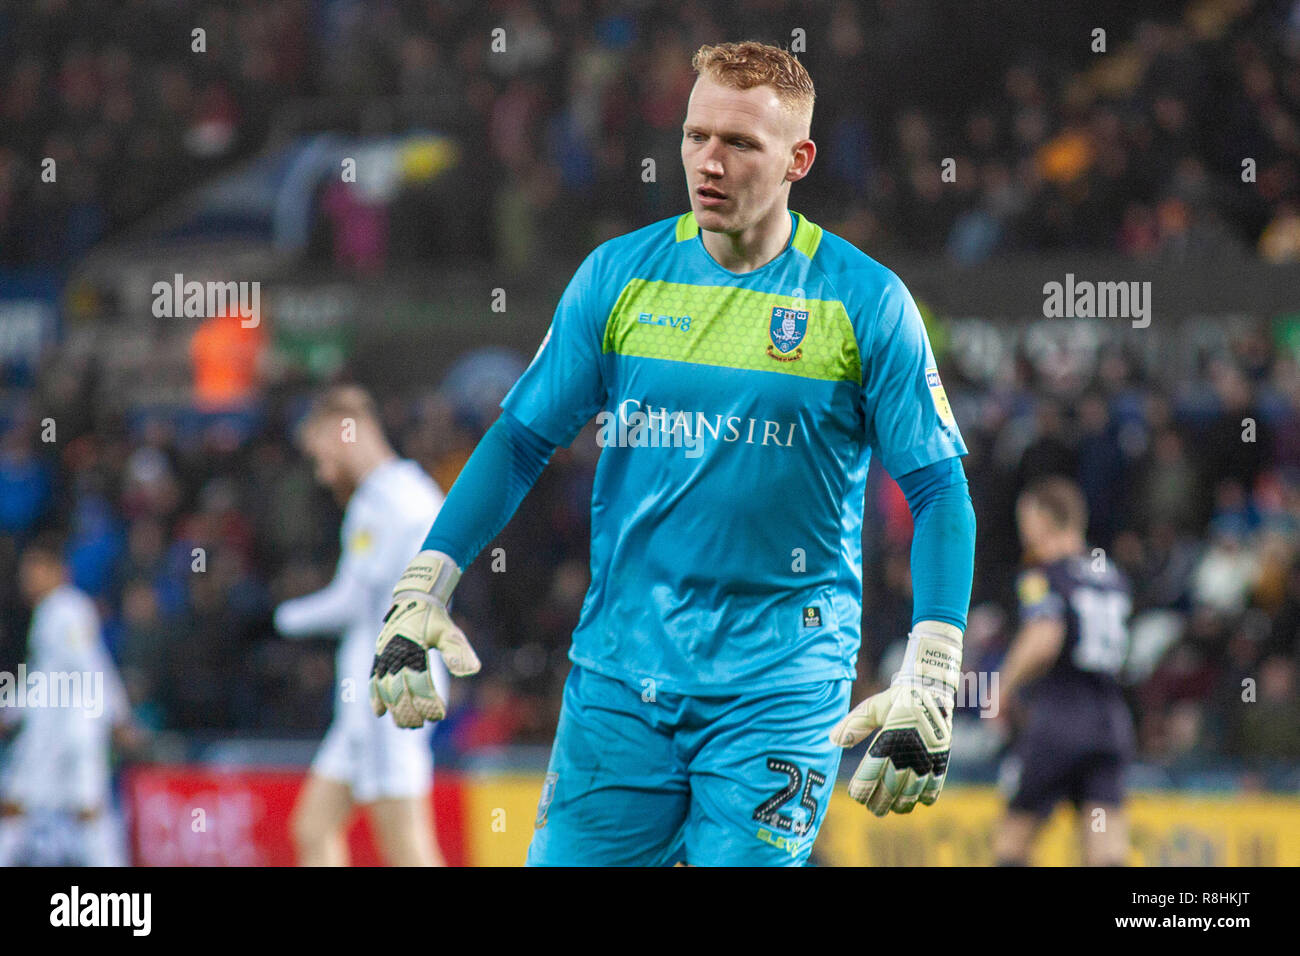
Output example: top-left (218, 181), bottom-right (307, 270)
top-left (535, 771), bottom-right (559, 829)
top-left (766, 306), bottom-right (807, 362)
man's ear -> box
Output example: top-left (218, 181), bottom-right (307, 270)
top-left (789, 138), bottom-right (816, 181)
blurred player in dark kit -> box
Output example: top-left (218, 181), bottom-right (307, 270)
top-left (994, 477), bottom-right (1135, 865)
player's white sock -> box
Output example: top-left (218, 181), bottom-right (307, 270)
top-left (80, 812), bottom-right (127, 867)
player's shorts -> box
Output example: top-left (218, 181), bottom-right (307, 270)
top-left (1, 729), bottom-right (111, 812)
top-left (999, 742), bottom-right (1128, 818)
top-left (526, 664), bottom-right (852, 866)
top-left (0, 807), bottom-right (126, 867)
top-left (311, 697), bottom-right (434, 804)
top-left (1000, 693), bottom-right (1133, 818)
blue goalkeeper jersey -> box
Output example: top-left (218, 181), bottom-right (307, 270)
top-left (501, 209), bottom-right (968, 694)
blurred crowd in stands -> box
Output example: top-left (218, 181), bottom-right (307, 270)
top-left (3, 319), bottom-right (1300, 777)
top-left (2, 0), bottom-right (1300, 784)
top-left (3, 0), bottom-right (1300, 268)
top-left (937, 328), bottom-right (1300, 779)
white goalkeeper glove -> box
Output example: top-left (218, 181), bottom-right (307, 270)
top-left (369, 550), bottom-right (481, 728)
top-left (830, 620), bottom-right (963, 816)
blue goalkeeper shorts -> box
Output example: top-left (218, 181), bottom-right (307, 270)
top-left (525, 664), bottom-right (852, 866)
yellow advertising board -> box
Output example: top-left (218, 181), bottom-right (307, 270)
top-left (462, 772), bottom-right (547, 867)
top-left (459, 774), bottom-right (1300, 866)
top-left (814, 787), bottom-right (1300, 866)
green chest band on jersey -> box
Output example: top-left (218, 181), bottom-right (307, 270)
top-left (599, 209), bottom-right (858, 383)
top-left (601, 277), bottom-right (861, 383)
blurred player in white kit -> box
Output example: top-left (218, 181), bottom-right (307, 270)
top-left (0, 533), bottom-right (131, 866)
top-left (274, 385), bottom-right (449, 866)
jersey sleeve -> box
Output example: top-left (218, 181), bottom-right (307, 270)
top-left (421, 409), bottom-right (555, 569)
top-left (500, 248), bottom-right (610, 447)
top-left (274, 506), bottom-right (375, 636)
top-left (861, 274), bottom-right (968, 477)
top-left (1016, 568), bottom-right (1065, 622)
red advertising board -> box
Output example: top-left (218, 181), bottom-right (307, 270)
top-left (124, 766), bottom-right (467, 866)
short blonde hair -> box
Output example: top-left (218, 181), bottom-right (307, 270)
top-left (306, 384), bottom-right (378, 424)
top-left (1019, 476), bottom-right (1089, 532)
top-left (691, 41), bottom-right (815, 132)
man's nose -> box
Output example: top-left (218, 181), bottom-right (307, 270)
top-left (696, 143), bottom-right (725, 174)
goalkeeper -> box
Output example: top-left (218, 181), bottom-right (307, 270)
top-left (371, 40), bottom-right (976, 866)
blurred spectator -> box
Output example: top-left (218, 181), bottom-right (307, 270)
top-left (0, 426), bottom-right (51, 537)
top-left (191, 309), bottom-right (267, 411)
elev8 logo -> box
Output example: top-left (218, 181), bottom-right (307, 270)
top-left (637, 312), bottom-right (693, 331)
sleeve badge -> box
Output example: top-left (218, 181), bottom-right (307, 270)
top-left (1017, 570), bottom-right (1050, 609)
top-left (926, 367), bottom-right (956, 427)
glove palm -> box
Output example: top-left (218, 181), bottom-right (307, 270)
top-left (369, 551), bottom-right (481, 728)
top-left (831, 622), bottom-right (962, 816)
